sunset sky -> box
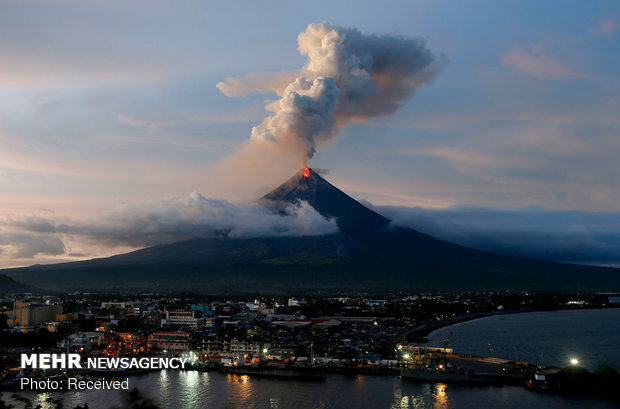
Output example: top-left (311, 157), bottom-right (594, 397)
top-left (1, 0), bottom-right (619, 268)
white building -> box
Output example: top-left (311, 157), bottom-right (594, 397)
top-left (161, 309), bottom-right (200, 329)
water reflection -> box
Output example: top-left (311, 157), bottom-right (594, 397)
top-left (226, 374), bottom-right (253, 407)
top-left (157, 369), bottom-right (173, 406)
top-left (177, 370), bottom-right (202, 407)
top-left (32, 392), bottom-right (53, 409)
top-left (391, 381), bottom-right (453, 409)
top-left (6, 370), bottom-right (617, 409)
top-left (432, 383), bottom-right (449, 409)
top-left (180, 370), bottom-right (200, 390)
top-left (390, 384), bottom-right (428, 409)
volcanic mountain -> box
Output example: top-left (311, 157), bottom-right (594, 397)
top-left (260, 167), bottom-right (390, 235)
top-left (2, 168), bottom-right (619, 293)
top-left (0, 273), bottom-right (36, 294)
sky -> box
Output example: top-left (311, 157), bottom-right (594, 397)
top-left (1, 0), bottom-right (619, 268)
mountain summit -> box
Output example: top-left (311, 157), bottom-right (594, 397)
top-left (2, 168), bottom-right (619, 293)
top-left (260, 167), bottom-right (390, 235)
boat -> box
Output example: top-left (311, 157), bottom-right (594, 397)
top-left (87, 368), bottom-right (129, 377)
top-left (401, 366), bottom-right (500, 384)
top-left (399, 343), bottom-right (499, 385)
top-left (524, 373), bottom-right (552, 391)
top-left (221, 364), bottom-right (327, 380)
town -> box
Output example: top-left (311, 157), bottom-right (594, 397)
top-left (0, 290), bottom-right (613, 382)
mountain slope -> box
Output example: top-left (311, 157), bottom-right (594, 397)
top-left (2, 229), bottom-right (618, 293)
top-left (0, 273), bottom-right (37, 294)
top-left (261, 167), bottom-right (390, 235)
top-left (2, 169), bottom-right (619, 293)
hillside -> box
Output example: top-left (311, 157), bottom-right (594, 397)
top-left (2, 169), bottom-right (619, 293)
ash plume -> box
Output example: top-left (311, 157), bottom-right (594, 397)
top-left (213, 22), bottom-right (443, 196)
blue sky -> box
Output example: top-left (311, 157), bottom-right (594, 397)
top-left (1, 0), bottom-right (619, 267)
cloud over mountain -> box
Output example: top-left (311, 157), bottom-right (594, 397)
top-left (1, 193), bottom-right (337, 264)
top-left (379, 204), bottom-right (620, 266)
top-left (0, 232), bottom-right (65, 259)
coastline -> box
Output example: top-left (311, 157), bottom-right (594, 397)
top-left (421, 307), bottom-right (620, 371)
top-left (408, 310), bottom-right (515, 342)
top-left (412, 305), bottom-right (620, 344)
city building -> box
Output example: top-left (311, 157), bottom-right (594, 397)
top-left (161, 309), bottom-right (201, 329)
top-left (7, 300), bottom-right (63, 330)
top-left (148, 332), bottom-right (189, 353)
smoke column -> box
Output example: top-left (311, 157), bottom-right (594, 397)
top-left (213, 22), bottom-right (443, 197)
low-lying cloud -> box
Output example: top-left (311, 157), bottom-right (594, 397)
top-left (3, 198), bottom-right (620, 268)
top-left (1, 193), bottom-right (337, 265)
top-left (377, 204), bottom-right (620, 266)
top-left (0, 232), bottom-right (65, 259)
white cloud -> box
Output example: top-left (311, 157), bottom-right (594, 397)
top-left (0, 193), bottom-right (338, 267)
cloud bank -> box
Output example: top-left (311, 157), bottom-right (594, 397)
top-left (378, 204), bottom-right (620, 266)
top-left (4, 197), bottom-right (620, 268)
top-left (0, 232), bottom-right (65, 259)
top-left (1, 193), bottom-right (337, 265)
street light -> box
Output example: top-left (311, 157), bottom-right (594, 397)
top-left (570, 358), bottom-right (579, 365)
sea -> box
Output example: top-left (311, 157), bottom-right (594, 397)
top-left (427, 308), bottom-right (620, 371)
top-left (7, 308), bottom-right (620, 409)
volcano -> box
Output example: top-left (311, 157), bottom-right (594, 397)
top-left (260, 167), bottom-right (390, 235)
top-left (2, 169), bottom-right (619, 293)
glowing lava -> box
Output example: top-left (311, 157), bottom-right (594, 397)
top-left (303, 167), bottom-right (310, 178)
